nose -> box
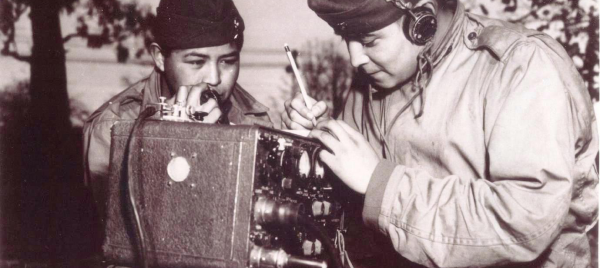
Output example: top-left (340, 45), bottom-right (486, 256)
top-left (347, 41), bottom-right (369, 68)
top-left (203, 62), bottom-right (221, 86)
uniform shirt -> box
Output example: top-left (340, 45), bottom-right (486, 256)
top-left (340, 3), bottom-right (598, 267)
top-left (83, 70), bottom-right (272, 219)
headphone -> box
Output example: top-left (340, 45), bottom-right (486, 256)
top-left (386, 0), bottom-right (437, 45)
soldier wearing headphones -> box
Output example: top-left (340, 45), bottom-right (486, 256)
top-left (282, 0), bottom-right (598, 267)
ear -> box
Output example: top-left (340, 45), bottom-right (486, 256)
top-left (424, 1), bottom-right (438, 14)
top-left (415, 0), bottom-right (437, 13)
top-left (149, 43), bottom-right (166, 72)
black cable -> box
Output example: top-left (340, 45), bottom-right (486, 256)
top-left (123, 106), bottom-right (157, 268)
top-left (298, 215), bottom-right (343, 268)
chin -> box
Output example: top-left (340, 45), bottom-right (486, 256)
top-left (372, 79), bottom-right (401, 90)
top-left (373, 75), bottom-right (412, 90)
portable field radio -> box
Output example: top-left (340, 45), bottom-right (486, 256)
top-left (102, 101), bottom-right (348, 268)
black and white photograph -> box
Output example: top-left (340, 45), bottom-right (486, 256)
top-left (0, 0), bottom-right (598, 267)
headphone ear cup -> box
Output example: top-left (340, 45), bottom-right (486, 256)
top-left (407, 6), bottom-right (437, 45)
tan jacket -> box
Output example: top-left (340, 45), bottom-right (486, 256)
top-left (83, 70), bottom-right (272, 218)
top-left (340, 4), bottom-right (598, 267)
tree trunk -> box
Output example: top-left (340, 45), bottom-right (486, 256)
top-left (29, 0), bottom-right (72, 172)
top-left (18, 0), bottom-right (74, 260)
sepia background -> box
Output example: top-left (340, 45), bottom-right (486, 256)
top-left (0, 0), bottom-right (598, 266)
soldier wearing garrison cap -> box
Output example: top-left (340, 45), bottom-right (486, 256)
top-left (84, 0), bottom-right (272, 222)
top-left (283, 0), bottom-right (598, 267)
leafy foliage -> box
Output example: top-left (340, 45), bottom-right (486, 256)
top-left (72, 0), bottom-right (155, 61)
top-left (0, 0), bottom-right (32, 61)
top-left (0, 0), bottom-right (155, 63)
top-left (463, 0), bottom-right (599, 100)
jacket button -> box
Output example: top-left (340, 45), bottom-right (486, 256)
top-left (468, 32), bottom-right (477, 40)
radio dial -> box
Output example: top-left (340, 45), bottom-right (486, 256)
top-left (298, 151), bottom-right (310, 178)
top-left (280, 147), bottom-right (311, 178)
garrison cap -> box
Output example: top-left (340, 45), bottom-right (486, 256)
top-left (154, 0), bottom-right (244, 50)
top-left (308, 0), bottom-right (404, 36)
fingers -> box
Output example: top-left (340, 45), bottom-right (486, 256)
top-left (166, 84), bottom-right (211, 106)
top-left (196, 98), bottom-right (217, 113)
top-left (196, 98), bottom-right (222, 123)
top-left (337, 120), bottom-right (364, 144)
top-left (282, 95), bottom-right (314, 129)
top-left (281, 109), bottom-right (308, 130)
top-left (290, 93), bottom-right (316, 120)
top-left (282, 92), bottom-right (330, 130)
top-left (202, 108), bottom-right (223, 123)
top-left (281, 108), bottom-right (292, 129)
top-left (175, 85), bottom-right (221, 123)
top-left (166, 85), bottom-right (187, 105)
top-left (289, 109), bottom-right (317, 129)
top-left (309, 128), bottom-right (342, 154)
top-left (187, 84), bottom-right (209, 107)
top-left (318, 149), bottom-right (336, 171)
top-left (310, 101), bottom-right (328, 118)
top-left (175, 85), bottom-right (189, 105)
top-left (314, 120), bottom-right (352, 146)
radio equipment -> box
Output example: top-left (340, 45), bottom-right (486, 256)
top-left (152, 89), bottom-right (224, 123)
top-left (103, 114), bottom-right (347, 268)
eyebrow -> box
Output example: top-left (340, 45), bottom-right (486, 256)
top-left (183, 52), bottom-right (208, 58)
top-left (343, 32), bottom-right (374, 41)
top-left (183, 51), bottom-right (240, 59)
top-left (219, 51), bottom-right (240, 59)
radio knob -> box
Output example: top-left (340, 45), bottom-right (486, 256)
top-left (311, 201), bottom-right (324, 216)
top-left (302, 240), bottom-right (314, 256)
top-left (282, 178), bottom-right (293, 189)
top-left (167, 156), bottom-right (190, 182)
top-left (314, 239), bottom-right (322, 255)
top-left (323, 201), bottom-right (332, 216)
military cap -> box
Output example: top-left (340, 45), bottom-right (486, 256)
top-left (308, 0), bottom-right (404, 36)
top-left (154, 0), bottom-right (244, 50)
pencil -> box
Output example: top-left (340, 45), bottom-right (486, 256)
top-left (284, 44), bottom-right (318, 126)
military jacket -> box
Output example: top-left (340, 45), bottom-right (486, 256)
top-left (340, 3), bottom-right (598, 267)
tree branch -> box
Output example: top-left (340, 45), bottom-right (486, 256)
top-left (62, 32), bottom-right (85, 43)
top-left (1, 13), bottom-right (30, 63)
top-left (15, 2), bottom-right (27, 17)
top-left (1, 48), bottom-right (31, 62)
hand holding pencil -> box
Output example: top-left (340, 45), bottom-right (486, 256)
top-left (281, 44), bottom-right (330, 130)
